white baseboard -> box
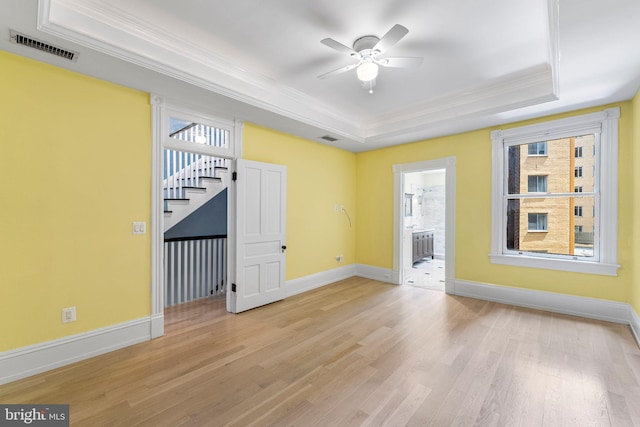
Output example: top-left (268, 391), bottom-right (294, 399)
top-left (630, 307), bottom-right (640, 346)
top-left (0, 317), bottom-right (152, 386)
top-left (151, 314), bottom-right (164, 339)
top-left (286, 264), bottom-right (357, 297)
top-left (452, 279), bottom-right (630, 324)
top-left (355, 264), bottom-right (398, 284)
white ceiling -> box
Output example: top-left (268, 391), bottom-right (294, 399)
top-left (2, 0), bottom-right (639, 152)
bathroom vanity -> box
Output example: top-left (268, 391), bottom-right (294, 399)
top-left (411, 229), bottom-right (434, 264)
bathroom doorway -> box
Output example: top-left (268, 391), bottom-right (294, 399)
top-left (393, 157), bottom-right (455, 293)
top-left (403, 169), bottom-right (446, 290)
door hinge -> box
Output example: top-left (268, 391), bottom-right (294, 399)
top-left (231, 283), bottom-right (236, 292)
top-left (232, 171), bottom-right (237, 182)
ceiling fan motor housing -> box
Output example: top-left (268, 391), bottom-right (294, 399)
top-left (353, 35), bottom-right (380, 53)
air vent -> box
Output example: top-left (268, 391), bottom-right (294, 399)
top-left (320, 135), bottom-right (339, 142)
top-left (10, 30), bottom-right (78, 62)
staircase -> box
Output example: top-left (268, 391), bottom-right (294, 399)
top-left (163, 153), bottom-right (229, 232)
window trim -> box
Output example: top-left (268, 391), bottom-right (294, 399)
top-left (575, 146), bottom-right (583, 158)
top-left (490, 108), bottom-right (620, 276)
top-left (527, 213), bottom-right (548, 232)
top-left (527, 141), bottom-right (548, 156)
top-left (527, 175), bottom-right (548, 193)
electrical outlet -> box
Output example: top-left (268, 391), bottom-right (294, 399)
top-left (336, 255), bottom-right (343, 262)
top-left (62, 306), bottom-right (76, 323)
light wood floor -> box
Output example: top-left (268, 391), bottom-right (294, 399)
top-left (2, 277), bottom-right (640, 426)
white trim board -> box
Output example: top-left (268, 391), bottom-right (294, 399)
top-left (0, 317), bottom-right (152, 386)
top-left (355, 264), bottom-right (398, 284)
top-left (630, 308), bottom-right (640, 347)
top-left (452, 279), bottom-right (630, 324)
top-left (286, 265), bottom-right (357, 297)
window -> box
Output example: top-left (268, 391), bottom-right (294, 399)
top-left (528, 141), bottom-right (547, 155)
top-left (575, 146), bottom-right (583, 158)
top-left (491, 108), bottom-right (620, 276)
top-left (527, 175), bottom-right (547, 193)
top-left (528, 213), bottom-right (547, 231)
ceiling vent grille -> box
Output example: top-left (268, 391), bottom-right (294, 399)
top-left (320, 135), bottom-right (338, 142)
top-left (10, 30), bottom-right (78, 62)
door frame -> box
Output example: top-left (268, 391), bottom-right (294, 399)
top-left (392, 157), bottom-right (456, 293)
top-left (150, 96), bottom-right (243, 338)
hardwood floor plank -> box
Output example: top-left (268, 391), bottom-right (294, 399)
top-left (1, 278), bottom-right (639, 426)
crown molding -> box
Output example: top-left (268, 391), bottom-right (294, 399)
top-left (39, 0), bottom-right (560, 146)
top-left (39, 0), bottom-right (365, 142)
top-left (362, 64), bottom-right (557, 142)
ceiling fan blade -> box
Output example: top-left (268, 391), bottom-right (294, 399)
top-left (317, 63), bottom-right (359, 79)
top-left (373, 24), bottom-right (409, 53)
top-left (378, 57), bottom-right (424, 68)
top-left (321, 38), bottom-right (357, 56)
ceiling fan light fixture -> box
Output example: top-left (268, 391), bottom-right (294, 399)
top-left (356, 61), bottom-right (378, 82)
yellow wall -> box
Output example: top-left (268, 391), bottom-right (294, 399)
top-left (1, 47), bottom-right (637, 356)
top-left (632, 89), bottom-right (640, 315)
top-left (243, 124), bottom-right (357, 280)
top-left (356, 103), bottom-right (635, 303)
top-left (0, 51), bottom-right (151, 351)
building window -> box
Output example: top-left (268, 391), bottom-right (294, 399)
top-left (528, 141), bottom-right (547, 156)
top-left (527, 175), bottom-right (548, 193)
top-left (528, 213), bottom-right (548, 231)
top-left (575, 146), bottom-right (583, 158)
top-left (490, 108), bottom-right (620, 276)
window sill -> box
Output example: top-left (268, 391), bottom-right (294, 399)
top-left (526, 230), bottom-right (548, 233)
top-left (489, 253), bottom-right (619, 276)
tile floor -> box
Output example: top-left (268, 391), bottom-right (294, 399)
top-left (404, 258), bottom-right (445, 291)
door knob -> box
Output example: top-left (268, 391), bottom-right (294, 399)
top-left (281, 245), bottom-right (287, 252)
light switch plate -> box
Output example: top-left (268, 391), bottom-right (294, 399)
top-left (132, 221), bottom-right (146, 235)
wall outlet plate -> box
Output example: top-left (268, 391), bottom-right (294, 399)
top-left (62, 306), bottom-right (76, 323)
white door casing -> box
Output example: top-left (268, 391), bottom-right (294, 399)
top-left (228, 159), bottom-right (287, 313)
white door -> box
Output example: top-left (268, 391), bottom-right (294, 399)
top-left (228, 159), bottom-right (287, 313)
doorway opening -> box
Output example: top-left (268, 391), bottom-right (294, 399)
top-left (402, 169), bottom-right (446, 290)
top-left (150, 98), bottom-right (242, 338)
top-left (393, 157), bottom-right (455, 293)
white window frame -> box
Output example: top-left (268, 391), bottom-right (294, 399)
top-left (528, 141), bottom-right (548, 156)
top-left (527, 175), bottom-right (548, 193)
top-left (574, 205), bottom-right (583, 217)
top-left (527, 213), bottom-right (548, 232)
top-left (490, 107), bottom-right (620, 276)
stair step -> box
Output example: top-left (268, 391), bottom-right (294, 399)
top-left (182, 186), bottom-right (207, 192)
top-left (165, 198), bottom-right (190, 205)
top-left (176, 176), bottom-right (222, 182)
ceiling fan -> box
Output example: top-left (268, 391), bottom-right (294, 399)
top-left (318, 24), bottom-right (424, 93)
